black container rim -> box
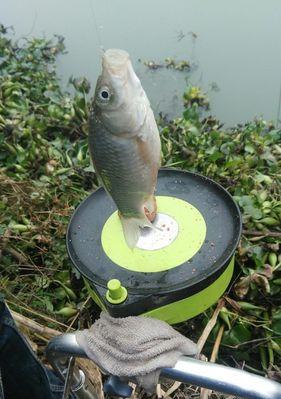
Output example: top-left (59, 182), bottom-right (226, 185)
top-left (66, 168), bottom-right (242, 295)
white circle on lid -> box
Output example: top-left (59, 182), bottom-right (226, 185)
top-left (136, 213), bottom-right (179, 251)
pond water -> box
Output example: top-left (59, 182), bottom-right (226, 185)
top-left (2, 0), bottom-right (281, 126)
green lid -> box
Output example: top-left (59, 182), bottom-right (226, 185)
top-left (106, 279), bottom-right (127, 304)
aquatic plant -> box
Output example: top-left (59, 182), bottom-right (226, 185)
top-left (141, 57), bottom-right (191, 71)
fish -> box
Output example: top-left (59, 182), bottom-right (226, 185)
top-left (88, 49), bottom-right (161, 248)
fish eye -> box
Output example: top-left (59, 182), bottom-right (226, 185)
top-left (101, 90), bottom-right (109, 99)
top-left (98, 87), bottom-right (110, 102)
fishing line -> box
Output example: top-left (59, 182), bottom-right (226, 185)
top-left (276, 79), bottom-right (281, 127)
top-left (88, 0), bottom-right (104, 53)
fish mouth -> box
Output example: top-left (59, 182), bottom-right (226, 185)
top-left (102, 49), bottom-right (130, 75)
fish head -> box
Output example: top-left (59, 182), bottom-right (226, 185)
top-left (93, 49), bottom-right (148, 135)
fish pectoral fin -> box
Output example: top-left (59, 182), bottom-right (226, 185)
top-left (144, 195), bottom-right (156, 213)
top-left (119, 215), bottom-right (153, 249)
top-left (144, 195), bottom-right (157, 223)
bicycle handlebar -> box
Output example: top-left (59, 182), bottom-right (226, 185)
top-left (163, 357), bottom-right (281, 399)
top-left (46, 333), bottom-right (281, 399)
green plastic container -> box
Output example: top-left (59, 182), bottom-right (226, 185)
top-left (67, 169), bottom-right (242, 324)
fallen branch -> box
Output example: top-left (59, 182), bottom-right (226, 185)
top-left (66, 295), bottom-right (91, 332)
top-left (242, 229), bottom-right (281, 238)
top-left (11, 310), bottom-right (63, 338)
top-left (4, 246), bottom-right (30, 265)
top-left (163, 381), bottom-right (182, 398)
top-left (200, 325), bottom-right (225, 399)
top-left (7, 299), bottom-right (70, 329)
top-left (197, 298), bottom-right (225, 354)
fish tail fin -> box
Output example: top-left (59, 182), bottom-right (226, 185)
top-left (119, 213), bottom-right (153, 249)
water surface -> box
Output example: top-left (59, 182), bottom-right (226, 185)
top-left (2, 0), bottom-right (281, 125)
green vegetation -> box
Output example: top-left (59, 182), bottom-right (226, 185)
top-left (141, 57), bottom-right (190, 71)
top-left (0, 25), bottom-right (92, 321)
top-left (0, 25), bottom-right (280, 379)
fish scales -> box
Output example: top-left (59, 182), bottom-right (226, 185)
top-left (89, 110), bottom-right (154, 217)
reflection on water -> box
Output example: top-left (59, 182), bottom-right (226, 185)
top-left (2, 0), bottom-right (281, 125)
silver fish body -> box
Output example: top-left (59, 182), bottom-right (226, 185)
top-left (88, 49), bottom-right (161, 248)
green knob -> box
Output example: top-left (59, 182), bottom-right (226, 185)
top-left (106, 279), bottom-right (127, 304)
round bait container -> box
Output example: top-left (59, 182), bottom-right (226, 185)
top-left (67, 169), bottom-right (242, 324)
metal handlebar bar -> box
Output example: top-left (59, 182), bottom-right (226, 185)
top-left (162, 358), bottom-right (281, 399)
top-left (46, 333), bottom-right (281, 399)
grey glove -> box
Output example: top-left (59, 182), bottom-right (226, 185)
top-left (75, 311), bottom-right (198, 394)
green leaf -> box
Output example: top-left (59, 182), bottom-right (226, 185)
top-left (272, 309), bottom-right (281, 335)
top-left (237, 301), bottom-right (265, 311)
top-left (35, 275), bottom-right (50, 289)
top-left (244, 205), bottom-right (262, 219)
top-left (245, 144), bottom-right (255, 154)
top-left (222, 323), bottom-right (252, 346)
top-left (43, 297), bottom-right (54, 312)
top-left (255, 173), bottom-right (273, 185)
